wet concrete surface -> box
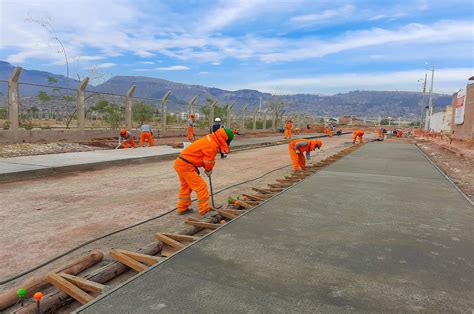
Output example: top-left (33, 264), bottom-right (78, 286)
top-left (77, 142), bottom-right (474, 313)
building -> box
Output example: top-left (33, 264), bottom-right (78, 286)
top-left (450, 83), bottom-right (474, 141)
top-left (427, 105), bottom-right (453, 133)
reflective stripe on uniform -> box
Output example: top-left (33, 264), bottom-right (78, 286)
top-left (203, 159), bottom-right (215, 164)
top-left (197, 197), bottom-right (209, 203)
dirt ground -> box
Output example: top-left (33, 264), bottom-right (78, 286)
top-left (0, 133), bottom-right (362, 287)
top-left (416, 140), bottom-right (474, 200)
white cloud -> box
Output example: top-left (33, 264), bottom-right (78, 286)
top-left (199, 71), bottom-right (209, 75)
top-left (244, 68), bottom-right (473, 94)
top-left (291, 5), bottom-right (354, 24)
top-left (138, 61), bottom-right (155, 65)
top-left (135, 65), bottom-right (190, 71)
top-left (369, 14), bottom-right (386, 21)
top-left (135, 50), bottom-right (156, 57)
top-left (95, 63), bottom-right (116, 69)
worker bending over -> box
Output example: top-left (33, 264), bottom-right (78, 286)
top-left (140, 124), bottom-right (154, 147)
top-left (289, 139), bottom-right (322, 172)
top-left (174, 128), bottom-right (234, 216)
top-left (353, 129), bottom-right (364, 144)
top-left (187, 114), bottom-right (196, 141)
top-left (284, 120), bottom-right (293, 139)
top-left (117, 129), bottom-right (136, 148)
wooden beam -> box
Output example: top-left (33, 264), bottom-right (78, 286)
top-left (109, 249), bottom-right (147, 272)
top-left (58, 273), bottom-right (105, 294)
top-left (220, 209), bottom-right (243, 216)
top-left (268, 183), bottom-right (292, 188)
top-left (185, 220), bottom-right (220, 230)
top-left (47, 273), bottom-right (93, 305)
top-left (161, 232), bottom-right (196, 242)
top-left (217, 209), bottom-right (237, 219)
top-left (276, 179), bottom-right (294, 184)
top-left (252, 187), bottom-right (274, 194)
top-left (0, 250), bottom-right (103, 311)
top-left (155, 233), bottom-right (185, 249)
top-left (252, 193), bottom-right (272, 199)
top-left (114, 249), bottom-right (159, 266)
top-left (242, 194), bottom-right (266, 202)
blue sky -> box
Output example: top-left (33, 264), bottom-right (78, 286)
top-left (1, 0), bottom-right (473, 94)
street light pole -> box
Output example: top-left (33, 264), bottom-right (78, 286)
top-left (419, 72), bottom-right (427, 129)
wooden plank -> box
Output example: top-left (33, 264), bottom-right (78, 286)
top-left (160, 245), bottom-right (178, 257)
top-left (242, 194), bottom-right (266, 202)
top-left (217, 209), bottom-right (237, 219)
top-left (0, 250), bottom-right (103, 311)
top-left (186, 216), bottom-right (200, 222)
top-left (155, 233), bottom-right (185, 249)
top-left (220, 209), bottom-right (243, 216)
top-left (276, 179), bottom-right (293, 184)
top-left (252, 187), bottom-right (274, 194)
top-left (268, 183), bottom-right (292, 188)
top-left (115, 249), bottom-right (159, 266)
top-left (58, 273), bottom-right (105, 294)
top-left (161, 232), bottom-right (196, 242)
top-left (185, 220), bottom-right (220, 230)
top-left (47, 273), bottom-right (93, 305)
top-left (109, 249), bottom-right (147, 272)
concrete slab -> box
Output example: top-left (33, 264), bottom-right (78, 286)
top-left (0, 133), bottom-right (324, 182)
top-left (77, 143), bottom-right (474, 313)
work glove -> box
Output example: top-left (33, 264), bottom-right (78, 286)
top-left (295, 150), bottom-right (300, 154)
top-left (205, 170), bottom-right (212, 176)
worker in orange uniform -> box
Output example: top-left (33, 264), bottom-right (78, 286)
top-left (289, 139), bottom-right (322, 172)
top-left (187, 114), bottom-right (196, 142)
top-left (378, 128), bottom-right (383, 138)
top-left (352, 129), bottom-right (364, 144)
top-left (284, 120), bottom-right (293, 139)
top-left (117, 129), bottom-right (136, 149)
top-left (396, 129), bottom-right (403, 138)
top-left (139, 124), bottom-right (154, 147)
top-left (174, 128), bottom-right (234, 216)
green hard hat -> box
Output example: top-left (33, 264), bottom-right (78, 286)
top-left (224, 128), bottom-right (234, 143)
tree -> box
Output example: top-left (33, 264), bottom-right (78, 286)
top-left (199, 97), bottom-right (229, 124)
top-left (90, 100), bottom-right (124, 129)
top-left (132, 102), bottom-right (154, 125)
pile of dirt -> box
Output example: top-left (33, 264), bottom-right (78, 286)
top-left (0, 143), bottom-right (106, 158)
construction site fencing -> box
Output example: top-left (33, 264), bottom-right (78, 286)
top-left (0, 81), bottom-right (7, 129)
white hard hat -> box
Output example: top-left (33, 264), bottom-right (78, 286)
top-left (215, 117), bottom-right (221, 122)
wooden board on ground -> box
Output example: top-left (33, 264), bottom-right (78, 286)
top-left (155, 233), bottom-right (185, 250)
top-left (114, 249), bottom-right (159, 266)
top-left (185, 220), bottom-right (220, 230)
top-left (161, 245), bottom-right (179, 257)
top-left (109, 249), bottom-right (148, 272)
top-left (58, 273), bottom-right (105, 294)
top-left (47, 273), bottom-right (94, 305)
top-left (161, 233), bottom-right (196, 242)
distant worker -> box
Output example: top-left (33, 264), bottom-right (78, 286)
top-left (284, 120), bottom-right (293, 139)
top-left (336, 129), bottom-right (343, 136)
top-left (294, 127), bottom-right (300, 135)
top-left (327, 125), bottom-right (333, 138)
top-left (289, 139), bottom-right (322, 172)
top-left (396, 129), bottom-right (403, 138)
top-left (378, 128), bottom-right (383, 138)
top-left (352, 129), bottom-right (364, 144)
top-left (140, 124), bottom-right (154, 147)
top-left (211, 117), bottom-right (223, 133)
top-left (174, 128), bottom-right (234, 216)
top-left (187, 114), bottom-right (196, 142)
top-left (210, 118), bottom-right (226, 159)
top-left (117, 129), bottom-right (136, 149)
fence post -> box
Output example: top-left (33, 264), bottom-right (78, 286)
top-left (76, 77), bottom-right (89, 133)
top-left (253, 108), bottom-right (258, 130)
top-left (125, 85), bottom-right (136, 130)
top-left (226, 104), bottom-right (233, 129)
top-left (241, 105), bottom-right (248, 131)
top-left (209, 100), bottom-right (217, 129)
top-left (161, 91), bottom-right (171, 135)
top-left (8, 66), bottom-right (22, 142)
top-left (272, 110), bottom-right (276, 131)
top-left (188, 96), bottom-right (197, 117)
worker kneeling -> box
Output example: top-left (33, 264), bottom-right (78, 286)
top-left (118, 129), bottom-right (136, 148)
top-left (289, 139), bottom-right (322, 172)
top-left (353, 129), bottom-right (364, 144)
top-left (174, 128), bottom-right (234, 216)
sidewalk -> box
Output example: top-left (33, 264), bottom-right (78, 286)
top-left (0, 133), bottom-right (321, 182)
top-left (77, 142), bottom-right (474, 313)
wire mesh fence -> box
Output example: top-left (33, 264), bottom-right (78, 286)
top-left (18, 82), bottom-right (77, 129)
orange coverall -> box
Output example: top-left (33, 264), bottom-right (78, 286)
top-left (353, 130), bottom-right (364, 143)
top-left (288, 139), bottom-right (322, 172)
top-left (284, 121), bottom-right (293, 139)
top-left (378, 128), bottom-right (383, 138)
top-left (119, 132), bottom-right (136, 148)
top-left (187, 118), bottom-right (195, 141)
top-left (174, 128), bottom-right (230, 215)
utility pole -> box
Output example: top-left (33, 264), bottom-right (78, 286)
top-left (425, 65), bottom-right (435, 130)
top-left (419, 72), bottom-right (427, 129)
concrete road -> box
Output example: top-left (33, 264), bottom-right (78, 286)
top-left (78, 142), bottom-right (474, 313)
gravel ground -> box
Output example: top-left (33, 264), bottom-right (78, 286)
top-left (0, 142), bottom-right (106, 158)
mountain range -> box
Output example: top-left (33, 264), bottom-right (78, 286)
top-left (0, 61), bottom-right (452, 118)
